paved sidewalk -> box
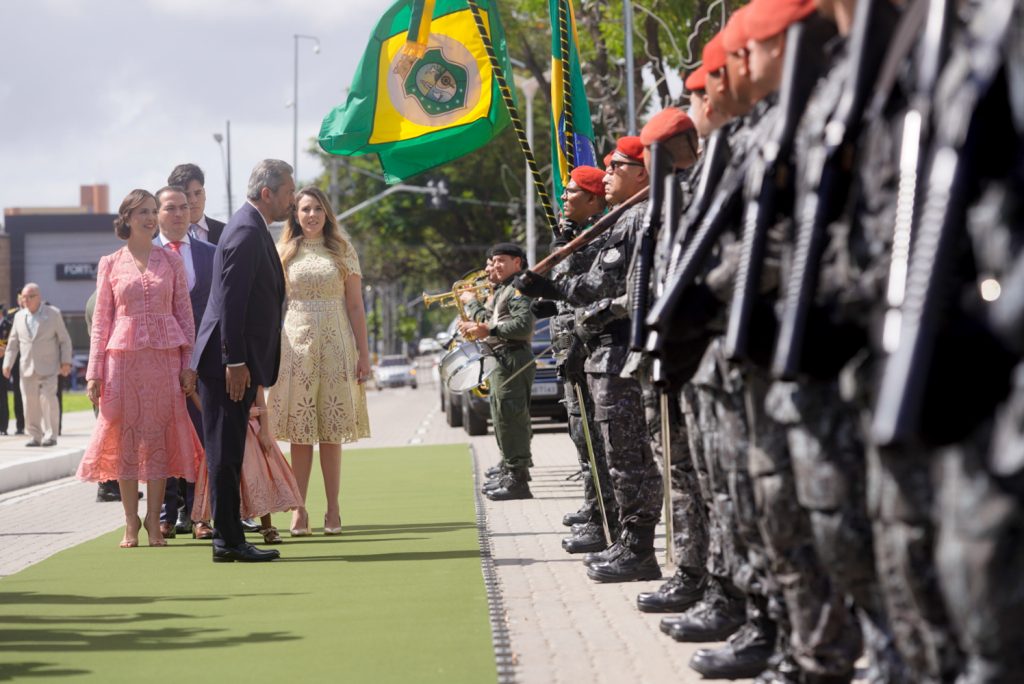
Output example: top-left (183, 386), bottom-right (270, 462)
top-left (419, 409), bottom-right (727, 684)
top-left (0, 385), bottom-right (733, 683)
top-left (0, 410), bottom-right (97, 494)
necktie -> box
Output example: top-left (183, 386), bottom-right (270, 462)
top-left (168, 241), bottom-right (184, 254)
top-left (189, 224), bottom-right (201, 240)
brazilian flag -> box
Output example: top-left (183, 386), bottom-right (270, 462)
top-left (550, 0), bottom-right (596, 205)
top-left (319, 0), bottom-right (513, 184)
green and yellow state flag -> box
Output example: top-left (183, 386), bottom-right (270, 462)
top-left (319, 0), bottom-right (513, 184)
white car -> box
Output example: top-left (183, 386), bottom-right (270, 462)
top-left (373, 355), bottom-right (418, 389)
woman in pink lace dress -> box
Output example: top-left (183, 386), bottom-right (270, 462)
top-left (77, 189), bottom-right (203, 548)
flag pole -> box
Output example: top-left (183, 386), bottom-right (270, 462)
top-left (466, 0), bottom-right (558, 234)
top-left (557, 0), bottom-right (576, 171)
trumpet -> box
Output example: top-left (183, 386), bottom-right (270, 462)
top-left (422, 270), bottom-right (494, 334)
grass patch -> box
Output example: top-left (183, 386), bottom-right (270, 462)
top-left (0, 444), bottom-right (495, 684)
top-left (5, 389), bottom-right (93, 416)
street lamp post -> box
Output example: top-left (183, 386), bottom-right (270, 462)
top-left (293, 34), bottom-right (321, 181)
top-left (514, 74), bottom-right (539, 266)
top-left (212, 120), bottom-right (233, 216)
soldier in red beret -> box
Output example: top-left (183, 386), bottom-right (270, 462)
top-left (722, 5), bottom-right (756, 113)
top-left (640, 108), bottom-right (699, 171)
top-left (552, 165), bottom-right (617, 556)
top-left (517, 134), bottom-right (665, 584)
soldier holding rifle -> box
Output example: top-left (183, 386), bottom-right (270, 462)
top-left (517, 136), bottom-right (665, 584)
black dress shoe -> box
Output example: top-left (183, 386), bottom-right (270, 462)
top-left (96, 482), bottom-right (122, 502)
top-left (637, 569), bottom-right (707, 613)
top-left (662, 598), bottom-right (745, 642)
top-left (688, 623), bottom-right (775, 679)
top-left (41, 438), bottom-right (56, 447)
top-left (562, 522), bottom-right (608, 554)
top-left (212, 542), bottom-right (280, 563)
top-left (586, 547), bottom-right (661, 583)
top-left (25, 440), bottom-right (41, 447)
top-left (240, 518), bottom-right (261, 533)
top-left (175, 513), bottom-right (193, 535)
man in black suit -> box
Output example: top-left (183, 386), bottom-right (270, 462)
top-left (188, 159), bottom-right (292, 563)
top-left (154, 185), bottom-right (217, 538)
top-left (168, 163), bottom-right (226, 245)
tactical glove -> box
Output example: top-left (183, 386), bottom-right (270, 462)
top-left (515, 270), bottom-right (564, 301)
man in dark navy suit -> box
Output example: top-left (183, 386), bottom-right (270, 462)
top-left (154, 185), bottom-right (217, 538)
top-left (168, 163), bottom-right (227, 245)
top-left (188, 160), bottom-right (292, 563)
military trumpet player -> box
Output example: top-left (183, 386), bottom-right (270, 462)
top-left (460, 243), bottom-right (536, 501)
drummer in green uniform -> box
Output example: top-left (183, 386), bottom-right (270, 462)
top-left (459, 243), bottom-right (536, 500)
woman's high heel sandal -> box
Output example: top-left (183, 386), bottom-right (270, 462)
top-left (289, 511), bottom-right (312, 537)
top-left (120, 516), bottom-right (142, 548)
top-left (323, 515), bottom-right (342, 536)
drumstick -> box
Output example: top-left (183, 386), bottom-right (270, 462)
top-left (530, 186), bottom-right (649, 276)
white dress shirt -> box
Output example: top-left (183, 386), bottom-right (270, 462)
top-left (189, 216), bottom-right (211, 243)
top-left (157, 233), bottom-right (195, 290)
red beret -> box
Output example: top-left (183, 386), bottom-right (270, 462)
top-left (603, 151), bottom-right (614, 168)
top-left (640, 108), bottom-right (695, 146)
top-left (702, 32), bottom-right (727, 73)
top-left (744, 0), bottom-right (816, 42)
top-left (722, 6), bottom-right (751, 53)
top-left (615, 136), bottom-right (644, 162)
top-left (569, 166), bottom-right (606, 196)
top-left (684, 66), bottom-right (707, 92)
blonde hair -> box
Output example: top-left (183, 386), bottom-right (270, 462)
top-left (276, 187), bottom-right (355, 276)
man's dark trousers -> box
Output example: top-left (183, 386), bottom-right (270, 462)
top-left (199, 379), bottom-right (257, 547)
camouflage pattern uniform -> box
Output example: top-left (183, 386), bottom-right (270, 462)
top-left (550, 217), bottom-right (617, 534)
top-left (737, 93), bottom-right (863, 682)
top-left (557, 200), bottom-right (664, 559)
top-left (769, 26), bottom-right (908, 682)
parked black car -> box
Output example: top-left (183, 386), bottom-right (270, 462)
top-left (440, 318), bottom-right (567, 436)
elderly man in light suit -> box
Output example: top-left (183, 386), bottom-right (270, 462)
top-left (2, 283), bottom-right (72, 446)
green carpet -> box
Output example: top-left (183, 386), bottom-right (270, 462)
top-left (0, 445), bottom-right (496, 683)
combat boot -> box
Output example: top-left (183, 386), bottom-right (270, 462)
top-left (688, 616), bottom-right (776, 680)
top-left (637, 567), bottom-right (707, 613)
top-left (481, 466), bottom-right (510, 492)
top-left (586, 526), bottom-right (661, 583)
top-left (484, 463), bottom-right (504, 478)
top-left (561, 522), bottom-right (608, 554)
top-left (486, 468), bottom-right (532, 501)
top-left (583, 537), bottom-right (625, 565)
top-left (662, 582), bottom-right (746, 642)
top-left (562, 502), bottom-right (595, 527)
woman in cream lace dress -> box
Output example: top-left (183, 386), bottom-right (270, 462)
top-left (268, 187), bottom-right (371, 536)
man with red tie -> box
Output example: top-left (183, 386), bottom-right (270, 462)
top-left (154, 185), bottom-right (217, 539)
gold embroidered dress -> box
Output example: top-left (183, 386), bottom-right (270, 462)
top-left (268, 237), bottom-right (370, 444)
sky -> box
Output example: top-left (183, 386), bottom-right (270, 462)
top-left (0, 0), bottom-right (388, 222)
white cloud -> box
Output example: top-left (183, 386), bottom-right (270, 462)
top-left (0, 0), bottom-right (384, 221)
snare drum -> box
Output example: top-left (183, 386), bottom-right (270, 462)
top-left (440, 340), bottom-right (498, 392)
